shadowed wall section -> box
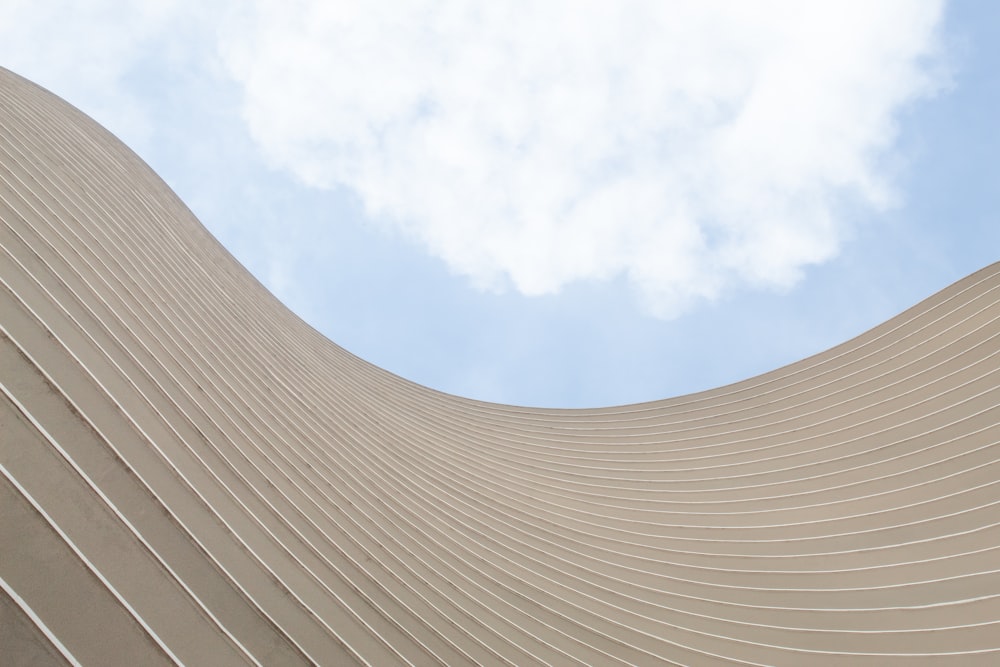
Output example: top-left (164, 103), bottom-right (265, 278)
top-left (1, 67), bottom-right (999, 665)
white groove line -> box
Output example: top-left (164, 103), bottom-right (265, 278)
top-left (0, 462), bottom-right (182, 666)
top-left (0, 574), bottom-right (83, 667)
top-left (0, 376), bottom-right (261, 666)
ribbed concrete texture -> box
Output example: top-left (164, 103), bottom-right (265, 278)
top-left (1, 66), bottom-right (999, 666)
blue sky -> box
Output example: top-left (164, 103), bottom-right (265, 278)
top-left (3, 1), bottom-right (997, 407)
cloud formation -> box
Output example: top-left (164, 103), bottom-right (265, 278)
top-left (3, 2), bottom-right (946, 317)
top-left (219, 1), bottom-right (947, 316)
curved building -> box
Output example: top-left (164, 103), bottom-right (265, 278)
top-left (1, 67), bottom-right (999, 665)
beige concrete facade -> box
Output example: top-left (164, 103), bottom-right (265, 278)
top-left (1, 67), bottom-right (998, 665)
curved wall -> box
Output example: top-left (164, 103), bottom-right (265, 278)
top-left (1, 67), bottom-right (999, 665)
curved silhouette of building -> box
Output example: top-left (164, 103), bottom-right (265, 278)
top-left (1, 67), bottom-right (998, 665)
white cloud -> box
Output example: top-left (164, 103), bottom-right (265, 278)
top-left (4, 1), bottom-right (946, 318)
top-left (219, 1), bottom-right (947, 316)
